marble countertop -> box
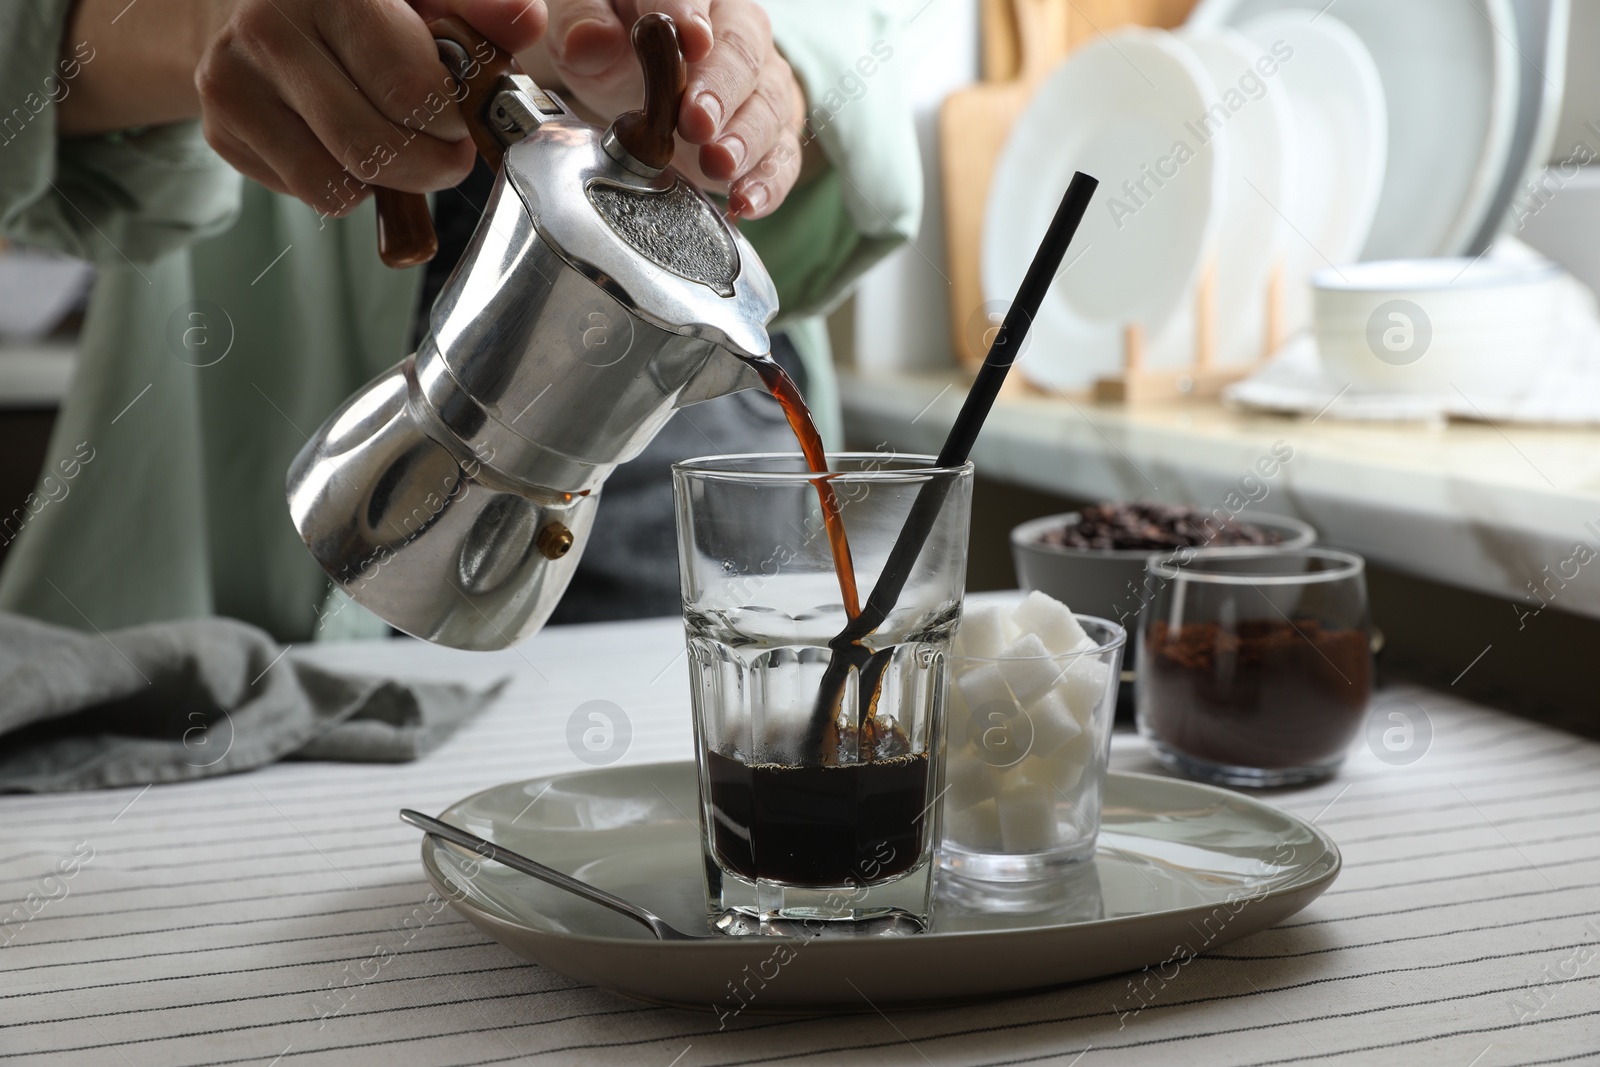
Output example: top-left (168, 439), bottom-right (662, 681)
top-left (840, 368), bottom-right (1600, 621)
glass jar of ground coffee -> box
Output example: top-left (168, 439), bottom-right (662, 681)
top-left (1135, 547), bottom-right (1373, 787)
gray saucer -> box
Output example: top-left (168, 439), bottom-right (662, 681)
top-left (420, 763), bottom-right (1339, 1012)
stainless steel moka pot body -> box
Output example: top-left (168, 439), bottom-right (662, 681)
top-left (286, 15), bottom-right (778, 649)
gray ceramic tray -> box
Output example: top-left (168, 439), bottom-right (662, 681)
top-left (420, 763), bottom-right (1339, 1012)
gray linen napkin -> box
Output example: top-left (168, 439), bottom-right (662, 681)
top-left (0, 612), bottom-right (505, 792)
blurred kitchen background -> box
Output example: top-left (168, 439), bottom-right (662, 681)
top-left (6, 0), bottom-right (1600, 725)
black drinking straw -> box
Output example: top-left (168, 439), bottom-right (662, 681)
top-left (938, 171), bottom-right (1100, 466)
top-left (806, 171), bottom-right (1099, 751)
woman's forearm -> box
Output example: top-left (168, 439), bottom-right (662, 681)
top-left (56, 0), bottom-right (232, 136)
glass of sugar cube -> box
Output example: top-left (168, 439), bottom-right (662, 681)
top-left (938, 591), bottom-right (1126, 882)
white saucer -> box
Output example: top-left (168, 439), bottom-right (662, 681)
top-left (420, 763), bottom-right (1340, 1011)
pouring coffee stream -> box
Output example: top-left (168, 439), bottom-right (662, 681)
top-left (750, 358), bottom-right (863, 620)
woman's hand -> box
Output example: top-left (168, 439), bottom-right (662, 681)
top-left (536, 0), bottom-right (808, 218)
top-left (195, 0), bottom-right (548, 218)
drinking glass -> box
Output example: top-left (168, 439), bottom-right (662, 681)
top-left (673, 453), bottom-right (973, 933)
top-left (1135, 547), bottom-right (1373, 787)
top-left (939, 615), bottom-right (1125, 882)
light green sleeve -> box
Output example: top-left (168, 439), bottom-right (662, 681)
top-left (752, 0), bottom-right (922, 321)
top-left (0, 1), bottom-right (241, 265)
top-left (752, 0), bottom-right (923, 446)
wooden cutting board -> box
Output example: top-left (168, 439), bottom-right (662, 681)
top-left (981, 0), bottom-right (1202, 81)
top-left (944, 0), bottom-right (1200, 369)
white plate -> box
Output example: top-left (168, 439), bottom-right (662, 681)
top-left (1177, 28), bottom-right (1298, 365)
top-left (1191, 0), bottom-right (1518, 261)
top-left (420, 763), bottom-right (1340, 1011)
top-left (982, 29), bottom-right (1225, 392)
top-left (1233, 12), bottom-right (1385, 337)
top-left (1468, 0), bottom-right (1570, 252)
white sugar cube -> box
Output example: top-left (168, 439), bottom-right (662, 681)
top-left (1011, 590), bottom-right (1095, 655)
top-left (1016, 743), bottom-right (1088, 795)
top-left (1012, 752), bottom-right (1060, 791)
top-left (975, 717), bottom-right (1031, 769)
top-left (1021, 688), bottom-right (1083, 759)
top-left (945, 797), bottom-right (1003, 851)
top-left (954, 602), bottom-right (1009, 659)
top-left (954, 661), bottom-right (1012, 718)
top-left (945, 685), bottom-right (974, 746)
top-left (944, 745), bottom-right (1000, 810)
top-left (1057, 801), bottom-right (1096, 839)
top-left (997, 781), bottom-right (1060, 853)
top-left (997, 632), bottom-right (1060, 705)
top-left (1057, 758), bottom-right (1087, 796)
top-left (1059, 733), bottom-right (1098, 789)
top-left (1058, 657), bottom-right (1111, 730)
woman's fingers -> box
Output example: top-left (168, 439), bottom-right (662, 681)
top-left (543, 0), bottom-right (718, 112)
top-left (197, 30), bottom-right (359, 209)
top-left (202, 118), bottom-right (296, 201)
top-left (728, 125), bottom-right (802, 219)
top-left (422, 0), bottom-right (549, 53)
top-left (664, 0), bottom-right (806, 217)
top-left (697, 43), bottom-right (802, 192)
top-left (545, 0), bottom-right (630, 77)
top-left (315, 0), bottom-right (471, 143)
top-left (676, 0), bottom-right (765, 144)
top-left (266, 47), bottom-right (476, 194)
top-left (197, 0), bottom-right (548, 211)
top-left (207, 95), bottom-right (377, 215)
top-left (624, 0), bottom-right (715, 62)
top-left (195, 0), bottom-right (810, 218)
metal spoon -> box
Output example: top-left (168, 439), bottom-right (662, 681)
top-left (398, 809), bottom-right (711, 941)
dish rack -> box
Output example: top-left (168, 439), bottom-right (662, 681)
top-left (1092, 261), bottom-right (1285, 404)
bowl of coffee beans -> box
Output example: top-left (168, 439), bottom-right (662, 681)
top-left (1010, 502), bottom-right (1316, 632)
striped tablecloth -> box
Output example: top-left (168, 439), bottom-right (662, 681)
top-left (4, 609), bottom-right (1599, 1066)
